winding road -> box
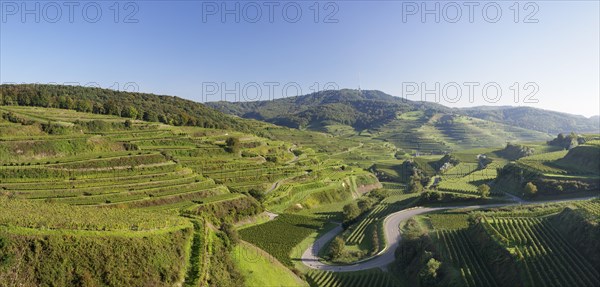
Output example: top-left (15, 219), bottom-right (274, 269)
top-left (301, 196), bottom-right (598, 272)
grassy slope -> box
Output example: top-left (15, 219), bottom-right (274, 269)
top-left (232, 242), bottom-right (308, 287)
top-left (0, 198), bottom-right (193, 287)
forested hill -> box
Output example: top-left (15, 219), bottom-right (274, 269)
top-left (461, 106), bottom-right (599, 134)
top-left (207, 89), bottom-right (450, 130)
top-left (0, 84), bottom-right (250, 130)
top-left (208, 89), bottom-right (599, 134)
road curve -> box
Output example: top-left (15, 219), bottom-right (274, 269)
top-left (301, 197), bottom-right (597, 272)
top-left (301, 207), bottom-right (443, 272)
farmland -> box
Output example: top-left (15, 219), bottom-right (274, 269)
top-left (400, 200), bottom-right (600, 287)
top-left (0, 104), bottom-right (378, 286)
top-left (238, 214), bottom-right (325, 267)
top-left (0, 86), bottom-right (598, 287)
top-left (306, 269), bottom-right (403, 287)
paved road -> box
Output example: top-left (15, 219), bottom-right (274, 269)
top-left (301, 196), bottom-right (598, 272)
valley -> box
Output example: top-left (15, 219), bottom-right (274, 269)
top-left (0, 85), bottom-right (598, 287)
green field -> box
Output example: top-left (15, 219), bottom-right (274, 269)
top-left (233, 242), bottom-right (308, 287)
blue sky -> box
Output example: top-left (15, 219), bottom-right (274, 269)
top-left (1, 1), bottom-right (598, 117)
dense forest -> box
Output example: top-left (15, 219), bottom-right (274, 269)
top-left (0, 84), bottom-right (250, 130)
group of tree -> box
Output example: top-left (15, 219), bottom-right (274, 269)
top-left (394, 218), bottom-right (444, 286)
top-left (477, 184), bottom-right (491, 198)
top-left (342, 189), bottom-right (388, 227)
top-left (225, 137), bottom-right (241, 154)
top-left (328, 236), bottom-right (346, 260)
top-left (408, 173), bottom-right (430, 193)
top-left (0, 84), bottom-right (251, 131)
top-left (548, 132), bottom-right (586, 150)
top-left (524, 182), bottom-right (538, 198)
top-left (2, 111), bottom-right (35, 125)
top-left (433, 154), bottom-right (460, 173)
top-left (497, 143), bottom-right (535, 160)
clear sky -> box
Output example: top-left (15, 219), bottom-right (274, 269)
top-left (1, 1), bottom-right (598, 117)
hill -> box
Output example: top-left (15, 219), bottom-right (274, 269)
top-left (208, 89), bottom-right (448, 130)
top-left (208, 89), bottom-right (554, 152)
top-left (494, 138), bottom-right (600, 198)
top-left (461, 106), bottom-right (599, 134)
top-left (0, 103), bottom-right (384, 286)
top-left (208, 89), bottom-right (599, 136)
top-left (1, 85), bottom-right (598, 287)
top-left (0, 84), bottom-right (250, 130)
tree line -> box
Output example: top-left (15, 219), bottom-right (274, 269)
top-left (0, 84), bottom-right (250, 131)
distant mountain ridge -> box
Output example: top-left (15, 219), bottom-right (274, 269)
top-left (461, 106), bottom-right (599, 134)
top-left (207, 89), bottom-right (599, 134)
top-left (208, 89), bottom-right (450, 130)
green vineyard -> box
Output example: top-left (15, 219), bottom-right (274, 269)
top-left (307, 269), bottom-right (402, 287)
top-left (435, 229), bottom-right (498, 287)
top-left (484, 217), bottom-right (600, 287)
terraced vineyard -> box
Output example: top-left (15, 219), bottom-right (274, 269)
top-left (1, 85), bottom-right (598, 287)
top-left (1, 105), bottom-right (380, 286)
top-left (0, 152), bottom-right (232, 209)
top-left (375, 113), bottom-right (449, 154)
top-left (437, 164), bottom-right (499, 195)
top-left (0, 106), bottom-right (324, 218)
top-left (517, 150), bottom-right (570, 175)
top-left (345, 193), bottom-right (417, 246)
top-left (373, 112), bottom-right (551, 154)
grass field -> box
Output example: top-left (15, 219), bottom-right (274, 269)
top-left (233, 242), bottom-right (308, 287)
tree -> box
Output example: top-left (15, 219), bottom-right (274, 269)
top-left (220, 222), bottom-right (239, 249)
top-left (248, 188), bottom-right (265, 202)
top-left (123, 106), bottom-right (138, 119)
top-left (357, 198), bottom-right (374, 213)
top-left (75, 99), bottom-right (92, 113)
top-left (143, 111), bottom-right (158, 122)
top-left (371, 228), bottom-right (380, 253)
top-left (0, 236), bottom-right (11, 266)
top-left (58, 95), bottom-right (74, 109)
top-left (225, 137), bottom-right (240, 154)
top-left (477, 184), bottom-right (491, 198)
top-left (328, 236), bottom-right (345, 260)
top-left (103, 100), bottom-right (120, 116)
top-left (408, 175), bottom-right (424, 193)
top-left (524, 182), bottom-right (538, 198)
top-left (419, 258), bottom-right (441, 286)
top-left (343, 203), bottom-right (361, 223)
